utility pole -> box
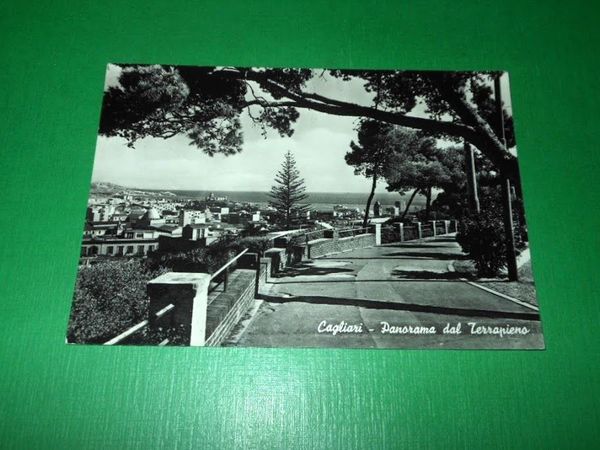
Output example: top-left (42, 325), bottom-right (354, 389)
top-left (464, 141), bottom-right (480, 213)
top-left (494, 73), bottom-right (519, 281)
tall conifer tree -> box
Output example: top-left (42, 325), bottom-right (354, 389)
top-left (268, 150), bottom-right (309, 230)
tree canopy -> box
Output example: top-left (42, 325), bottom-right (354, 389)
top-left (382, 132), bottom-right (462, 220)
top-left (345, 120), bottom-right (397, 180)
top-left (346, 120), bottom-right (426, 225)
top-left (100, 65), bottom-right (519, 180)
top-left (385, 138), bottom-right (455, 194)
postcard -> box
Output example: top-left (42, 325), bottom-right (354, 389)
top-left (66, 64), bottom-right (544, 349)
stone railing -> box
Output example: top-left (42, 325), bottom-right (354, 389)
top-left (307, 225), bottom-right (379, 258)
top-left (381, 219), bottom-right (458, 244)
top-left (264, 224), bottom-right (381, 262)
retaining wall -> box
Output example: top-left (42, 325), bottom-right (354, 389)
top-left (205, 269), bottom-right (256, 346)
top-left (308, 233), bottom-right (376, 258)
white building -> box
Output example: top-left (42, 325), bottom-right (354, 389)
top-left (182, 224), bottom-right (211, 240)
top-left (179, 209), bottom-right (209, 226)
top-left (86, 205), bottom-right (116, 222)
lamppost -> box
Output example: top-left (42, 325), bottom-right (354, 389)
top-left (494, 73), bottom-right (519, 282)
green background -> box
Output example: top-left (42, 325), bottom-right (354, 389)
top-left (1, 1), bottom-right (599, 448)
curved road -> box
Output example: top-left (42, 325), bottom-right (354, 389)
top-left (234, 236), bottom-right (544, 349)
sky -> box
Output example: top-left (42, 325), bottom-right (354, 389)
top-left (92, 65), bottom-right (513, 193)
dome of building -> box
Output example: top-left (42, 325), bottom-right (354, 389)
top-left (144, 208), bottom-right (161, 220)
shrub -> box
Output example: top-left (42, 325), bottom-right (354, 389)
top-left (456, 209), bottom-right (507, 277)
top-left (146, 236), bottom-right (239, 273)
top-left (381, 226), bottom-right (401, 244)
top-left (237, 236), bottom-right (273, 256)
top-left (67, 259), bottom-right (166, 344)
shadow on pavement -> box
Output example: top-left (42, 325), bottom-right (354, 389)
top-left (391, 269), bottom-right (468, 280)
top-left (257, 293), bottom-right (541, 321)
top-left (429, 237), bottom-right (457, 243)
top-left (383, 243), bottom-right (454, 249)
top-left (384, 251), bottom-right (469, 260)
top-left (275, 262), bottom-right (355, 278)
top-left (322, 256), bottom-right (454, 261)
top-left (271, 278), bottom-right (468, 284)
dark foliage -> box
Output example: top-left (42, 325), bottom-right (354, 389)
top-left (346, 119), bottom-right (408, 226)
top-left (146, 236), bottom-right (239, 273)
top-left (68, 232), bottom-right (278, 345)
top-left (99, 65), bottom-right (519, 181)
top-left (67, 260), bottom-right (166, 344)
top-left (456, 209), bottom-right (507, 277)
top-left (236, 236), bottom-right (273, 257)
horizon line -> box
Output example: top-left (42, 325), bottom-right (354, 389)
top-left (92, 182), bottom-right (413, 196)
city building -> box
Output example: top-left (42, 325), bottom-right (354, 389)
top-left (81, 238), bottom-right (159, 257)
top-left (86, 205), bottom-right (116, 222)
top-left (138, 208), bottom-right (166, 228)
top-left (182, 224), bottom-right (212, 240)
top-left (179, 209), bottom-right (209, 226)
top-left (209, 206), bottom-right (230, 221)
top-left (83, 222), bottom-right (122, 238)
top-left (205, 192), bottom-right (228, 202)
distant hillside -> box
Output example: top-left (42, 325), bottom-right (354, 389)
top-left (90, 181), bottom-right (126, 195)
top-left (90, 182), bottom-right (176, 198)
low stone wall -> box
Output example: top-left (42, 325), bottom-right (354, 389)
top-left (308, 233), bottom-right (376, 258)
top-left (147, 272), bottom-right (211, 346)
top-left (205, 269), bottom-right (256, 346)
top-left (147, 252), bottom-right (267, 346)
top-left (257, 257), bottom-right (272, 294)
top-left (263, 229), bottom-right (379, 265)
top-left (264, 247), bottom-right (287, 274)
top-left (205, 253), bottom-right (270, 346)
top-left (264, 245), bottom-right (306, 275)
top-left (381, 220), bottom-right (457, 244)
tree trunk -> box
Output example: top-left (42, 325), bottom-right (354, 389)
top-left (400, 188), bottom-right (419, 220)
top-left (286, 207), bottom-right (290, 230)
top-left (424, 186), bottom-right (432, 221)
top-left (363, 173), bottom-right (377, 228)
top-left (425, 73), bottom-right (520, 182)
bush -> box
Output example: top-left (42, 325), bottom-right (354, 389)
top-left (237, 236), bottom-right (273, 256)
top-left (68, 235), bottom-right (279, 345)
top-left (146, 236), bottom-right (239, 273)
top-left (381, 226), bottom-right (401, 244)
top-left (67, 260), bottom-right (166, 344)
top-left (456, 210), bottom-right (507, 277)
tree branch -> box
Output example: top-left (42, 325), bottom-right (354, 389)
top-left (243, 70), bottom-right (480, 144)
top-left (425, 73), bottom-right (519, 179)
top-left (251, 70), bottom-right (519, 181)
top-left (205, 68), bottom-right (520, 179)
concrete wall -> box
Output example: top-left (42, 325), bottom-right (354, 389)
top-left (264, 229), bottom-right (379, 268)
top-left (147, 272), bottom-right (211, 346)
top-left (147, 253), bottom-right (267, 346)
top-left (308, 233), bottom-right (376, 258)
top-left (264, 247), bottom-right (288, 274)
top-left (263, 244), bottom-right (307, 275)
top-left (256, 257), bottom-right (271, 294)
top-left (145, 228), bottom-right (381, 346)
top-left (146, 252), bottom-right (271, 347)
top-left (205, 269), bottom-right (256, 346)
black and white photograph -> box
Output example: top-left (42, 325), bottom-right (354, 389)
top-left (66, 64), bottom-right (544, 349)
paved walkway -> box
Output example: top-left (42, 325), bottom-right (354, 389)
top-left (234, 236), bottom-right (544, 349)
